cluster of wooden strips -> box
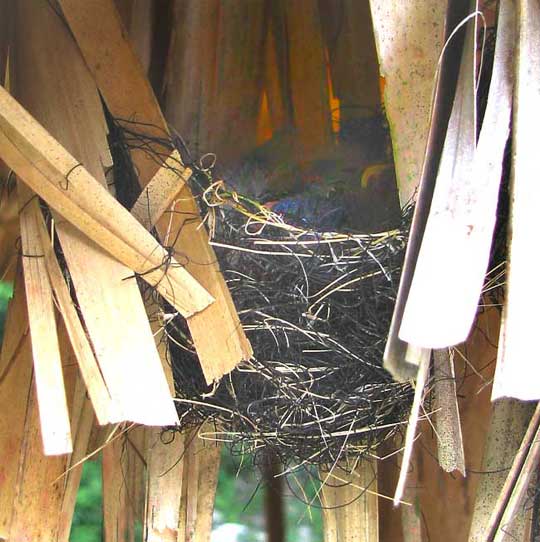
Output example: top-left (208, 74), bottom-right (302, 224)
top-left (0, 1), bottom-right (246, 539)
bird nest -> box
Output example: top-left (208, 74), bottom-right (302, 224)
top-left (163, 176), bottom-right (414, 468)
top-left (105, 115), bottom-right (414, 468)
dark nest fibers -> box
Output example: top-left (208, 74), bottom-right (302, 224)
top-left (106, 113), bottom-right (415, 469)
top-left (170, 185), bottom-right (414, 468)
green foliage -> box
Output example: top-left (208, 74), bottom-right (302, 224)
top-left (214, 448), bottom-right (323, 542)
top-left (0, 281), bottom-right (13, 344)
top-left (70, 459), bottom-right (103, 542)
top-left (283, 469), bottom-right (324, 542)
top-left (215, 449), bottom-right (265, 533)
top-left (69, 447), bottom-right (322, 541)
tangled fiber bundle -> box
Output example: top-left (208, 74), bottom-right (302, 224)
top-left (164, 181), bottom-right (414, 467)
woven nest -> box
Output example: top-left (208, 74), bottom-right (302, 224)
top-left (161, 178), bottom-right (414, 468)
top-left (104, 113), bottom-right (414, 468)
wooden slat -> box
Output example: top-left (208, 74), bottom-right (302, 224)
top-left (177, 430), bottom-right (200, 542)
top-left (401, 476), bottom-right (423, 542)
top-left (185, 439), bottom-right (200, 542)
top-left (12, 0), bottom-right (185, 427)
top-left (194, 433), bottom-right (222, 542)
top-left (34, 208), bottom-right (118, 425)
top-left (0, 272), bottom-right (32, 538)
top-left (130, 149), bottom-right (191, 230)
top-left (433, 348), bottom-right (465, 474)
top-left (0, 85), bottom-right (212, 318)
top-left (490, 402), bottom-right (540, 542)
top-left (284, 0), bottom-right (332, 161)
top-left (320, 0), bottom-right (381, 114)
top-left (468, 398), bottom-right (534, 541)
top-left (164, 0), bottom-right (219, 159)
top-left (319, 474), bottom-right (338, 542)
top-left (400, 1), bottom-right (514, 349)
top-left (18, 182), bottom-right (72, 455)
top-left (382, 0), bottom-right (468, 380)
top-left (126, 425), bottom-right (147, 528)
top-left (369, 0), bottom-right (448, 204)
top-left (403, 307), bottom-right (500, 541)
top-left (8, 386), bottom-right (71, 540)
top-left (263, 2), bottom-right (293, 135)
top-left (103, 431), bottom-right (131, 542)
top-left (376, 442), bottom-right (405, 542)
top-left (0, 175), bottom-right (19, 280)
top-left (131, 1), bottom-right (153, 75)
top-left (0, 0), bottom-right (12, 85)
top-left (492, 0), bottom-right (540, 400)
top-left (393, 355), bottom-right (430, 506)
top-left (6, 315), bottom-right (92, 541)
top-left (210, 0), bottom-right (266, 166)
top-left (57, 326), bottom-right (97, 542)
top-left (145, 428), bottom-right (185, 542)
top-left (320, 462), bottom-right (379, 542)
top-left (342, 462), bottom-right (379, 542)
top-left (59, 0), bottom-right (253, 384)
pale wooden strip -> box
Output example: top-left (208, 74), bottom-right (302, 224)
top-left (433, 348), bottom-right (465, 475)
top-left (0, 273), bottom-right (32, 538)
top-left (101, 425), bottom-right (145, 542)
top-left (318, 471), bottom-right (338, 542)
top-left (57, 327), bottom-right (96, 542)
top-left (145, 428), bottom-right (185, 542)
top-left (0, 89), bottom-right (212, 318)
top-left (177, 430), bottom-right (200, 542)
top-left (131, 149), bottom-right (191, 230)
top-left (369, 0), bottom-right (448, 204)
top-left (394, 355), bottom-right (429, 506)
top-left (18, 182), bottom-right (72, 455)
top-left (12, 0), bottom-right (181, 428)
top-left (8, 384), bottom-right (71, 539)
top-left (492, 0), bottom-right (540, 400)
top-left (60, 0), bottom-right (253, 384)
top-left (103, 430), bottom-right (130, 542)
top-left (58, 401), bottom-right (95, 542)
top-left (482, 401), bottom-right (540, 540)
top-left (127, 425), bottom-right (147, 529)
top-left (321, 461), bottom-right (379, 542)
top-left (34, 209), bottom-right (118, 425)
top-left (177, 449), bottom-right (189, 542)
top-left (0, 278), bottom-right (91, 541)
top-left (468, 398), bottom-right (534, 541)
top-left (185, 437), bottom-right (200, 542)
top-left (398, 308), bottom-right (500, 541)
top-left (400, 1), bottom-right (514, 349)
top-left (492, 402), bottom-right (540, 542)
top-left (363, 462), bottom-right (380, 542)
top-left (382, 1), bottom-right (469, 381)
top-left (59, 0), bottom-right (171, 182)
top-left (342, 462), bottom-right (379, 542)
top-left (194, 436), bottom-right (221, 542)
top-left (7, 327), bottom-right (90, 542)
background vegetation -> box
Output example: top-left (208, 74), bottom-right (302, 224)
top-left (69, 449), bottom-right (322, 542)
